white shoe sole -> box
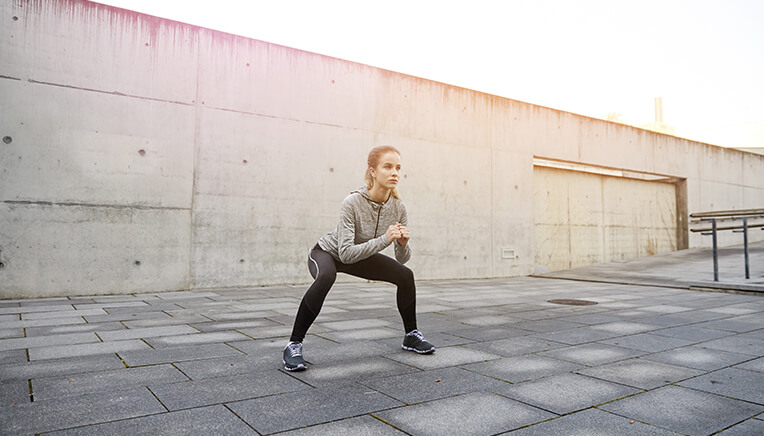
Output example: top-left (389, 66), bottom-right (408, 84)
top-left (402, 345), bottom-right (435, 354)
top-left (283, 360), bottom-right (307, 371)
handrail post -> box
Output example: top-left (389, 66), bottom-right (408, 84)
top-left (712, 219), bottom-right (718, 281)
top-left (743, 217), bottom-right (750, 279)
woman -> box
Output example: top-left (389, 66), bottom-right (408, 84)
top-left (283, 145), bottom-right (435, 371)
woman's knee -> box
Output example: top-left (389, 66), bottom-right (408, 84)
top-left (314, 268), bottom-right (337, 289)
top-left (396, 264), bottom-right (415, 286)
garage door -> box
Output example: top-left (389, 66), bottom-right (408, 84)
top-left (534, 165), bottom-right (678, 272)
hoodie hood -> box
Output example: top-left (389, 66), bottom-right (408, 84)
top-left (352, 186), bottom-right (390, 206)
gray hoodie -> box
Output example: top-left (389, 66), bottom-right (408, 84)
top-left (318, 186), bottom-right (412, 265)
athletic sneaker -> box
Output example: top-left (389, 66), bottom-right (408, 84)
top-left (283, 342), bottom-right (307, 371)
top-left (402, 330), bottom-right (435, 354)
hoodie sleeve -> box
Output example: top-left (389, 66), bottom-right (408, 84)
top-left (394, 202), bottom-right (412, 264)
top-left (337, 195), bottom-right (391, 264)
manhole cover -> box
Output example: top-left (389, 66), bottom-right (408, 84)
top-left (547, 299), bottom-right (598, 306)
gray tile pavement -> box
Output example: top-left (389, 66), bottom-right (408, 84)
top-left (600, 386), bottom-right (764, 435)
top-left (0, 244), bottom-right (762, 435)
top-left (375, 391), bottom-right (556, 436)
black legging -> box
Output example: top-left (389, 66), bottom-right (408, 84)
top-left (289, 244), bottom-right (417, 342)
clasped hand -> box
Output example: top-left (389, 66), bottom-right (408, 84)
top-left (385, 222), bottom-right (410, 246)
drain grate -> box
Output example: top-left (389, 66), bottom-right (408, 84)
top-left (547, 299), bottom-right (598, 306)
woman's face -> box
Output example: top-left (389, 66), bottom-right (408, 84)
top-left (371, 152), bottom-right (402, 191)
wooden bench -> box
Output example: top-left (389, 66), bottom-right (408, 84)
top-left (690, 208), bottom-right (764, 281)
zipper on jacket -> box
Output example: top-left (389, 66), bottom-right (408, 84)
top-left (373, 205), bottom-right (382, 237)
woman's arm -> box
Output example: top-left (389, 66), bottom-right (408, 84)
top-left (394, 205), bottom-right (412, 264)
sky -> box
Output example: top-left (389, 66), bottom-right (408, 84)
top-left (92, 0), bottom-right (764, 149)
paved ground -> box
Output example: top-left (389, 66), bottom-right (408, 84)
top-left (1, 245), bottom-right (763, 435)
top-left (540, 241), bottom-right (764, 293)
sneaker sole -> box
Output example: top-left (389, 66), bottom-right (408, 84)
top-left (402, 345), bottom-right (435, 354)
top-left (282, 360), bottom-right (307, 371)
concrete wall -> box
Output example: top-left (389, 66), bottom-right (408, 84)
top-left (1, 0), bottom-right (763, 298)
top-left (534, 165), bottom-right (679, 272)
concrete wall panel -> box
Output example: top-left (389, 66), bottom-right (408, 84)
top-left (491, 150), bottom-right (534, 277)
top-left (196, 32), bottom-right (376, 132)
top-left (3, 0), bottom-right (198, 103)
top-left (189, 107), bottom-right (369, 288)
top-left (0, 80), bottom-right (194, 207)
top-left (371, 75), bottom-right (497, 148)
top-left (535, 166), bottom-right (677, 271)
top-left (402, 140), bottom-right (493, 280)
top-left (0, 203), bottom-right (190, 298)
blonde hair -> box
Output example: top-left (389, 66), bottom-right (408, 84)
top-left (364, 145), bottom-right (401, 200)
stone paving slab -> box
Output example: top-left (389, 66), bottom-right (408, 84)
top-left (511, 318), bottom-right (584, 333)
top-left (0, 332), bottom-right (100, 352)
top-left (150, 370), bottom-right (309, 411)
top-left (506, 407), bottom-right (682, 435)
top-left (648, 325), bottom-right (737, 342)
top-left (25, 321), bottom-right (126, 337)
top-left (0, 380), bottom-right (30, 406)
top-left (735, 356), bottom-right (764, 372)
top-left (304, 341), bottom-right (398, 365)
top-left (29, 339), bottom-right (150, 361)
top-left (716, 418), bottom-right (764, 435)
top-left (73, 301), bottom-right (149, 311)
top-left (600, 332), bottom-right (696, 352)
top-left (188, 319), bottom-right (277, 332)
top-left (83, 310), bottom-right (171, 324)
top-left (31, 364), bottom-right (189, 401)
top-left (460, 335), bottom-right (567, 358)
top-left (0, 354), bottom-right (125, 382)
top-left (644, 345), bottom-right (755, 371)
top-left (144, 331), bottom-right (250, 347)
top-left (589, 321), bottom-right (664, 335)
top-left (0, 328), bottom-right (22, 340)
top-left (677, 367), bottom-right (764, 404)
top-left (172, 354), bottom-right (267, 380)
top-left (0, 304), bottom-right (76, 315)
top-left (576, 358), bottom-right (704, 389)
top-left (361, 367), bottom-right (508, 404)
top-left (494, 373), bottom-right (641, 415)
top-left (693, 316), bottom-right (764, 333)
top-left (556, 313), bottom-right (625, 325)
top-left (43, 404), bottom-right (252, 435)
top-left (375, 391), bottom-right (556, 436)
top-left (96, 325), bottom-right (199, 341)
top-left (227, 383), bottom-right (403, 435)
top-left (122, 314), bottom-right (212, 327)
top-left (445, 326), bottom-right (531, 341)
top-left (117, 343), bottom-right (244, 367)
top-left (318, 326), bottom-right (403, 342)
top-left (276, 415), bottom-right (406, 436)
top-left (461, 355), bottom-right (582, 383)
top-left (19, 308), bottom-right (108, 320)
top-left (538, 342), bottom-right (646, 366)
top-left (383, 345), bottom-right (501, 370)
top-left (0, 349), bottom-right (27, 365)
top-left (533, 326), bottom-right (622, 344)
top-left (697, 335), bottom-right (764, 356)
top-left (289, 356), bottom-right (420, 387)
top-left (0, 387), bottom-right (166, 434)
top-left (600, 385), bottom-right (764, 435)
top-left (0, 317), bottom-right (85, 330)
top-left (739, 329), bottom-right (764, 341)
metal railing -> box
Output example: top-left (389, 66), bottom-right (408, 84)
top-left (690, 208), bottom-right (764, 281)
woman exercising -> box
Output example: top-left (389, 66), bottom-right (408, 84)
top-left (283, 145), bottom-right (435, 371)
